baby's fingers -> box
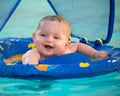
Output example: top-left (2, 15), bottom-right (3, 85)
top-left (99, 51), bottom-right (108, 58)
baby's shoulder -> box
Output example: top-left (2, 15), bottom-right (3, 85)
top-left (25, 48), bottom-right (39, 56)
top-left (69, 42), bottom-right (78, 47)
top-left (68, 42), bottom-right (78, 52)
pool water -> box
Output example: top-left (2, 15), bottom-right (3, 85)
top-left (0, 0), bottom-right (120, 96)
top-left (0, 72), bottom-right (120, 96)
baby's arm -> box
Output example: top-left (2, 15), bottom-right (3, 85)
top-left (92, 51), bottom-right (108, 60)
top-left (22, 49), bottom-right (40, 65)
top-left (76, 43), bottom-right (108, 60)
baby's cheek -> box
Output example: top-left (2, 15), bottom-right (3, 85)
top-left (58, 46), bottom-right (66, 53)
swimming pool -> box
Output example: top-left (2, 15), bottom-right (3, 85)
top-left (0, 0), bottom-right (120, 96)
top-left (0, 71), bottom-right (120, 96)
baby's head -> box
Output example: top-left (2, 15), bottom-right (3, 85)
top-left (36, 15), bottom-right (71, 40)
top-left (32, 15), bottom-right (72, 57)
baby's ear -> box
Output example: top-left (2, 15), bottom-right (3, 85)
top-left (32, 33), bottom-right (35, 40)
top-left (66, 41), bottom-right (71, 47)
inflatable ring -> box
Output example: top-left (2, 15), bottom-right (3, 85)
top-left (0, 38), bottom-right (120, 80)
top-left (79, 36), bottom-right (88, 44)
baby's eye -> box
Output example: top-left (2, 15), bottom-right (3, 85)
top-left (40, 34), bottom-right (46, 37)
top-left (54, 36), bottom-right (60, 39)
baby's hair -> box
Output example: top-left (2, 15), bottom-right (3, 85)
top-left (37, 15), bottom-right (71, 32)
top-left (41, 15), bottom-right (65, 22)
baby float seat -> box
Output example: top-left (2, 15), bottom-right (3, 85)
top-left (1, 0), bottom-right (120, 80)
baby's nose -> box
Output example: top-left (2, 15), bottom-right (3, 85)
top-left (46, 36), bottom-right (53, 42)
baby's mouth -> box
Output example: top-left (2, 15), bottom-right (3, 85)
top-left (44, 45), bottom-right (53, 49)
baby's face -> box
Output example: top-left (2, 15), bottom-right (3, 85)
top-left (33, 20), bottom-right (70, 58)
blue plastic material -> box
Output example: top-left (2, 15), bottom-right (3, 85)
top-left (0, 38), bottom-right (120, 80)
top-left (0, 0), bottom-right (21, 32)
top-left (47, 0), bottom-right (115, 44)
top-left (0, 0), bottom-right (114, 43)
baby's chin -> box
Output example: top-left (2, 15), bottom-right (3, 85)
top-left (40, 50), bottom-right (66, 58)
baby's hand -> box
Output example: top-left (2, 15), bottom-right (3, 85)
top-left (93, 51), bottom-right (108, 60)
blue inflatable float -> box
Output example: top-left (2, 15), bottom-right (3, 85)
top-left (0, 0), bottom-right (120, 80)
top-left (0, 37), bottom-right (120, 80)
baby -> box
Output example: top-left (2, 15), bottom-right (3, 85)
top-left (22, 15), bottom-right (108, 65)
